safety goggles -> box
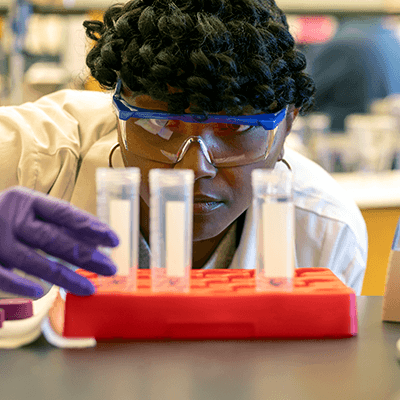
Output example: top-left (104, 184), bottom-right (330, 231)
top-left (112, 79), bottom-right (287, 167)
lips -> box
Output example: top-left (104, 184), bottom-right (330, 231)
top-left (193, 193), bottom-right (224, 214)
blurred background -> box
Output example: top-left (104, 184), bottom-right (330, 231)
top-left (1, 0), bottom-right (400, 295)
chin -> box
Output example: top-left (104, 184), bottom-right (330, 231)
top-left (192, 220), bottom-right (228, 242)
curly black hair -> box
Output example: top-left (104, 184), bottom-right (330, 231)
top-left (84, 0), bottom-right (315, 115)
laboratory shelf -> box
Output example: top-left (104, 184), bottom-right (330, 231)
top-left (332, 170), bottom-right (400, 209)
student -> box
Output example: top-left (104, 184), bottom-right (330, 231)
top-left (0, 0), bottom-right (367, 299)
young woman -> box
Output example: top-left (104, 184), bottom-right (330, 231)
top-left (0, 0), bottom-right (367, 300)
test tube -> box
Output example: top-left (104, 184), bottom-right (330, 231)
top-left (149, 169), bottom-right (194, 293)
top-left (252, 169), bottom-right (295, 292)
top-left (96, 167), bottom-right (141, 292)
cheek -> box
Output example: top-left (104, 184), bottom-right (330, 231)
top-left (224, 155), bottom-right (280, 207)
top-left (221, 162), bottom-right (266, 209)
top-left (139, 169), bottom-right (151, 207)
top-left (118, 134), bottom-right (172, 207)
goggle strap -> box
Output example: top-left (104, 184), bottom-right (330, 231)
top-left (113, 80), bottom-right (287, 128)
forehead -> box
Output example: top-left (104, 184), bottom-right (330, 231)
top-left (121, 85), bottom-right (265, 116)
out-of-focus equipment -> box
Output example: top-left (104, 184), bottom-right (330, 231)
top-left (9, 0), bottom-right (32, 105)
top-left (382, 216), bottom-right (400, 322)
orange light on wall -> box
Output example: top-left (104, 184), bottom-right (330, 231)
top-left (295, 16), bottom-right (338, 44)
top-left (85, 11), bottom-right (105, 92)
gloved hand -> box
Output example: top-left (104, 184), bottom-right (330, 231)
top-left (0, 186), bottom-right (120, 298)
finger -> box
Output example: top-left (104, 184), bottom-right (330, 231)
top-left (3, 243), bottom-right (96, 296)
top-left (59, 225), bottom-right (120, 252)
top-left (31, 193), bottom-right (119, 247)
top-left (16, 217), bottom-right (117, 276)
top-left (0, 266), bottom-right (44, 298)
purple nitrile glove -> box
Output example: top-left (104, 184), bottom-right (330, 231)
top-left (0, 186), bottom-right (120, 298)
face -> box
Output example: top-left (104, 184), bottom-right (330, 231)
top-left (117, 90), bottom-right (298, 242)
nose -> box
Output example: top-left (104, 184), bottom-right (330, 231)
top-left (174, 139), bottom-right (217, 180)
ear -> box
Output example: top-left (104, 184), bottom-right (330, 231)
top-left (285, 105), bottom-right (300, 136)
top-left (278, 105), bottom-right (300, 161)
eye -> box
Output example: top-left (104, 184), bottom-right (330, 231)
top-left (214, 124), bottom-right (252, 136)
top-left (134, 119), bottom-right (180, 133)
top-left (134, 119), bottom-right (168, 134)
top-left (133, 119), bottom-right (178, 140)
top-left (235, 124), bottom-right (252, 132)
top-left (150, 119), bottom-right (169, 127)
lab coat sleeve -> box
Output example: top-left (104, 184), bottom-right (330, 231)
top-left (295, 206), bottom-right (367, 295)
top-left (0, 89), bottom-right (115, 200)
top-left (320, 219), bottom-right (367, 295)
top-left (285, 148), bottom-right (368, 295)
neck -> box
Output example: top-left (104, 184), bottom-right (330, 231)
top-left (191, 227), bottom-right (231, 269)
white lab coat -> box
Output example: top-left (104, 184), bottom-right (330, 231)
top-left (0, 89), bottom-right (367, 294)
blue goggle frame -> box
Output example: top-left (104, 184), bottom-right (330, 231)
top-left (112, 79), bottom-right (287, 130)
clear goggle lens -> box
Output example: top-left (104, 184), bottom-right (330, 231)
top-left (118, 117), bottom-right (280, 168)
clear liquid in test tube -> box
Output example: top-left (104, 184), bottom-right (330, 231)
top-left (252, 169), bottom-right (295, 292)
top-left (96, 167), bottom-right (140, 292)
top-left (149, 169), bottom-right (194, 293)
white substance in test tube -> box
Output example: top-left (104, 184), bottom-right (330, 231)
top-left (262, 201), bottom-right (294, 278)
top-left (109, 200), bottom-right (131, 276)
top-left (166, 201), bottom-right (185, 277)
